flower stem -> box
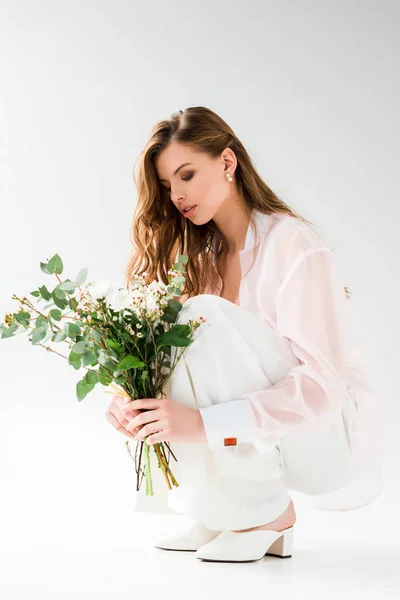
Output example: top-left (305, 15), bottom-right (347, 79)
top-left (153, 443), bottom-right (172, 490)
top-left (143, 439), bottom-right (154, 495)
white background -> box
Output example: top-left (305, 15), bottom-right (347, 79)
top-left (1, 0), bottom-right (399, 597)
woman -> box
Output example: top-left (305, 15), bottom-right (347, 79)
top-left (105, 106), bottom-right (383, 562)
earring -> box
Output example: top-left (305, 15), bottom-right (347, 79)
top-left (225, 173), bottom-right (233, 182)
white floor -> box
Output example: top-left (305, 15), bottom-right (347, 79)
top-left (1, 480), bottom-right (399, 600)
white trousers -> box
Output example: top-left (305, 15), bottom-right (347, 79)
top-left (133, 294), bottom-right (358, 529)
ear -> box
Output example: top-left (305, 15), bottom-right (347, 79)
top-left (221, 147), bottom-right (237, 176)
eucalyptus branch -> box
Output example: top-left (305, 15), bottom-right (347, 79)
top-left (13, 296), bottom-right (61, 333)
top-left (36, 342), bottom-right (118, 381)
top-left (2, 252), bottom-right (196, 498)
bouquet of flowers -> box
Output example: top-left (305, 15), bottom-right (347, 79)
top-left (0, 253), bottom-right (206, 496)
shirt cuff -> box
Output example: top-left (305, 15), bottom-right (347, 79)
top-left (198, 398), bottom-right (260, 448)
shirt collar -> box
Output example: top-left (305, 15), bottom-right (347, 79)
top-left (212, 209), bottom-right (271, 254)
top-left (241, 209), bottom-right (272, 253)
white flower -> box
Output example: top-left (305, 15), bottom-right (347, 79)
top-left (87, 280), bottom-right (115, 301)
top-left (144, 293), bottom-right (159, 313)
top-left (130, 288), bottom-right (143, 303)
top-left (106, 288), bottom-right (134, 312)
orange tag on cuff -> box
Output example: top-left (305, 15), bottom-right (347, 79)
top-left (224, 437), bottom-right (237, 446)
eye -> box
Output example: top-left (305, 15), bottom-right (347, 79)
top-left (165, 172), bottom-right (194, 193)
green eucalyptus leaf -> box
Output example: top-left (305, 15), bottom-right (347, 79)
top-left (76, 268), bottom-right (88, 286)
top-left (102, 359), bottom-right (118, 371)
top-left (76, 378), bottom-right (95, 401)
top-left (168, 281), bottom-right (183, 294)
top-left (30, 290), bottom-right (40, 297)
top-left (76, 380), bottom-right (87, 401)
top-left (0, 322), bottom-right (19, 339)
top-left (82, 350), bottom-right (98, 366)
top-left (168, 299), bottom-right (182, 312)
top-left (98, 364), bottom-right (113, 378)
top-left (15, 311), bottom-right (31, 323)
top-left (97, 353), bottom-right (108, 366)
top-left (162, 298), bottom-right (183, 323)
top-left (42, 302), bottom-right (55, 310)
top-left (39, 285), bottom-right (52, 301)
top-left (90, 330), bottom-right (102, 343)
top-left (173, 275), bottom-right (186, 285)
top-left (105, 348), bottom-right (119, 360)
top-left (42, 330), bottom-right (54, 345)
top-left (59, 280), bottom-right (78, 293)
top-left (52, 291), bottom-right (67, 310)
top-left (65, 322), bottom-right (81, 340)
top-left (68, 297), bottom-right (78, 312)
top-left (36, 316), bottom-right (49, 332)
top-left (173, 262), bottom-right (186, 272)
top-left (31, 327), bottom-right (47, 345)
top-left (85, 370), bottom-right (98, 385)
top-left (162, 310), bottom-right (177, 324)
top-left (48, 254), bottom-right (63, 275)
top-left (68, 350), bottom-right (82, 369)
top-left (97, 353), bottom-right (117, 372)
top-left (52, 331), bottom-right (67, 343)
top-left (178, 254), bottom-right (188, 265)
top-left (49, 309), bottom-right (62, 321)
top-left (71, 340), bottom-right (86, 355)
top-left (53, 285), bottom-right (66, 300)
top-left (98, 370), bottom-right (113, 386)
top-left (40, 262), bottom-right (51, 275)
top-left (69, 323), bottom-right (82, 336)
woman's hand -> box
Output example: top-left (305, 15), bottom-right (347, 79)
top-left (122, 397), bottom-right (207, 446)
top-left (104, 394), bottom-right (143, 439)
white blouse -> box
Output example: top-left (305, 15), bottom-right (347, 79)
top-left (197, 209), bottom-right (383, 510)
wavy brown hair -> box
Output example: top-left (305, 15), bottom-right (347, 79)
top-left (125, 106), bottom-right (350, 300)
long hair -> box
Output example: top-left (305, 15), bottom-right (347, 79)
top-left (125, 106), bottom-right (351, 300)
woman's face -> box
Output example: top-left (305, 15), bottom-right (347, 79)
top-left (154, 142), bottom-right (235, 225)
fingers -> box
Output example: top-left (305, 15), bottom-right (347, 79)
top-left (112, 394), bottom-right (136, 425)
top-left (106, 394), bottom-right (148, 438)
top-left (145, 431), bottom-right (167, 446)
top-left (113, 394), bottom-right (131, 407)
top-left (134, 421), bottom-right (167, 440)
top-left (121, 406), bottom-right (144, 421)
top-left (105, 399), bottom-right (143, 438)
top-left (125, 409), bottom-right (161, 432)
top-left (105, 410), bottom-right (137, 439)
top-left (122, 399), bottom-right (161, 412)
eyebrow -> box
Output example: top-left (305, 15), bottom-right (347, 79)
top-left (159, 162), bottom-right (193, 183)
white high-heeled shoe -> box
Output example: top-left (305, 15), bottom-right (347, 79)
top-left (195, 526), bottom-right (294, 562)
top-left (153, 521), bottom-right (221, 552)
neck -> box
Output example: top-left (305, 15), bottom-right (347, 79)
top-left (213, 201), bottom-right (251, 254)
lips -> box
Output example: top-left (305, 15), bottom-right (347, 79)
top-left (181, 205), bottom-right (196, 213)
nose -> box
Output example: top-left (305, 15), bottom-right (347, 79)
top-left (172, 190), bottom-right (186, 205)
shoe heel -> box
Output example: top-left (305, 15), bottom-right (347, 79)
top-left (265, 526), bottom-right (294, 558)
